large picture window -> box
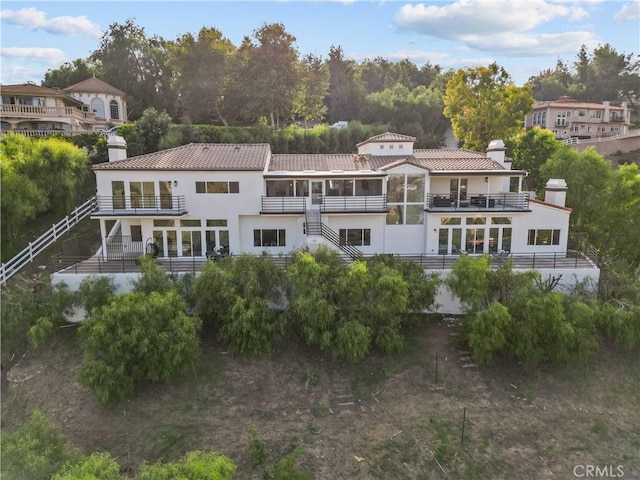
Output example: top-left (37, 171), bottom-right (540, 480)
top-left (254, 229), bottom-right (286, 247)
top-left (339, 228), bottom-right (371, 246)
top-left (196, 181), bottom-right (240, 194)
top-left (527, 229), bottom-right (560, 246)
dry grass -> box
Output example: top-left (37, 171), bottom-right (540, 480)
top-left (2, 319), bottom-right (639, 479)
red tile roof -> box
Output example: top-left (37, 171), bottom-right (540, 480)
top-left (1, 84), bottom-right (84, 105)
top-left (356, 132), bottom-right (416, 146)
top-left (93, 143), bottom-right (271, 171)
top-left (63, 77), bottom-right (126, 96)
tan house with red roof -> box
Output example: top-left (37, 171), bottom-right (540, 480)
top-left (63, 75), bottom-right (128, 130)
top-left (524, 96), bottom-right (631, 140)
top-left (86, 133), bottom-right (574, 263)
top-left (0, 77), bottom-right (126, 135)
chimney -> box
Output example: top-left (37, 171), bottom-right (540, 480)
top-left (107, 135), bottom-right (127, 162)
top-left (486, 139), bottom-right (508, 169)
top-left (544, 179), bottom-right (567, 207)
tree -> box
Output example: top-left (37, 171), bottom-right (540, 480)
top-left (0, 135), bottom-right (48, 253)
top-left (138, 451), bottom-right (236, 480)
top-left (325, 45), bottom-right (365, 124)
top-left (52, 453), bottom-right (121, 480)
top-left (134, 107), bottom-right (173, 154)
top-left (465, 302), bottom-right (513, 365)
top-left (243, 23), bottom-right (300, 128)
top-left (91, 19), bottom-right (175, 119)
top-left (599, 163), bottom-right (640, 267)
top-left (78, 291), bottom-right (201, 403)
top-left (293, 53), bottom-right (330, 126)
top-left (540, 146), bottom-right (613, 245)
top-left (0, 135), bottom-right (89, 251)
top-left (443, 63), bottom-right (534, 151)
top-left (41, 58), bottom-right (100, 88)
top-left (1, 410), bottom-right (76, 480)
top-left (168, 27), bottom-right (237, 125)
top-left (510, 127), bottom-right (562, 194)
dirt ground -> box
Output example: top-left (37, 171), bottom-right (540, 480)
top-left (2, 318), bottom-right (639, 479)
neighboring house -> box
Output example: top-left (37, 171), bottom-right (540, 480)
top-left (524, 96), bottom-right (631, 140)
top-left (63, 75), bottom-right (128, 130)
top-left (0, 77), bottom-right (127, 135)
top-left (49, 132), bottom-right (599, 312)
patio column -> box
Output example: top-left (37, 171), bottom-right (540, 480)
top-left (518, 177), bottom-right (523, 193)
top-left (99, 219), bottom-right (107, 261)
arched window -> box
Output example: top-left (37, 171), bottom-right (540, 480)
top-left (90, 98), bottom-right (105, 118)
top-left (110, 100), bottom-right (120, 120)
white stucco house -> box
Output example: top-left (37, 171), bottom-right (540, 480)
top-left (52, 132), bottom-right (599, 311)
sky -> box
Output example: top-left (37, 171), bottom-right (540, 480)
top-left (1, 0), bottom-right (639, 87)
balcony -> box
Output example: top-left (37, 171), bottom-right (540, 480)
top-left (426, 192), bottom-right (530, 211)
top-left (92, 195), bottom-right (187, 216)
top-left (321, 195), bottom-right (387, 213)
top-left (1, 104), bottom-right (95, 122)
top-left (260, 195), bottom-right (388, 214)
top-left (261, 197), bottom-right (306, 214)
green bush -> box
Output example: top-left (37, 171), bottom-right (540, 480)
top-left (1, 410), bottom-right (76, 480)
top-left (78, 291), bottom-right (201, 403)
top-left (138, 450), bottom-right (236, 480)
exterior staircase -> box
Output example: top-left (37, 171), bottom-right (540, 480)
top-left (1, 196), bottom-right (98, 284)
top-left (305, 209), bottom-right (362, 260)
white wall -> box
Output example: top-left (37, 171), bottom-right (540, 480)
top-left (511, 201), bottom-right (570, 254)
top-left (53, 265), bottom-right (600, 317)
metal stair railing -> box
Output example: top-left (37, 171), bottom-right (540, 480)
top-left (1, 196), bottom-right (98, 284)
top-left (304, 208), bottom-right (362, 259)
top-left (319, 223), bottom-right (362, 259)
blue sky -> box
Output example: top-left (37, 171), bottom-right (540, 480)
top-left (1, 0), bottom-right (638, 87)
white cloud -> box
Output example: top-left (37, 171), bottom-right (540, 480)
top-left (1, 47), bottom-right (68, 67)
top-left (394, 0), bottom-right (601, 56)
top-left (0, 7), bottom-right (102, 38)
top-left (465, 31), bottom-right (599, 56)
top-left (614, 2), bottom-right (640, 21)
top-left (395, 0), bottom-right (576, 38)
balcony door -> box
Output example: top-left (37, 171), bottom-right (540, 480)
top-left (311, 181), bottom-right (323, 205)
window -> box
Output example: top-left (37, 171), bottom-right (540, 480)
top-left (466, 217), bottom-right (486, 225)
top-left (339, 228), bottom-right (371, 246)
top-left (491, 217), bottom-right (511, 224)
top-left (380, 145), bottom-right (385, 150)
top-left (389, 144), bottom-right (394, 149)
top-left (153, 219), bottom-right (175, 227)
top-left (111, 181), bottom-right (125, 208)
top-left (589, 110), bottom-right (602, 119)
top-left (295, 180), bottom-right (309, 197)
top-left (207, 219), bottom-right (227, 227)
top-left (399, 144), bottom-right (404, 149)
top-left (196, 181), bottom-right (239, 194)
top-left (130, 225), bottom-right (142, 242)
top-left (91, 98), bottom-right (105, 118)
top-left (326, 179), bottom-right (353, 196)
top-left (180, 219), bottom-right (201, 227)
top-left (110, 100), bottom-right (120, 120)
top-left (387, 174), bottom-right (405, 203)
top-left (576, 110), bottom-right (586, 117)
top-left (254, 229), bottom-right (286, 247)
top-left (355, 179), bottom-right (382, 196)
top-left (129, 181), bottom-right (155, 208)
top-left (266, 180), bottom-right (294, 197)
top-left (441, 217), bottom-right (462, 225)
top-left (527, 229), bottom-right (560, 245)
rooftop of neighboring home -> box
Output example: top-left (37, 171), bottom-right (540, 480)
top-left (1, 83), bottom-right (85, 106)
top-left (532, 95), bottom-right (627, 111)
top-left (62, 75), bottom-right (126, 97)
